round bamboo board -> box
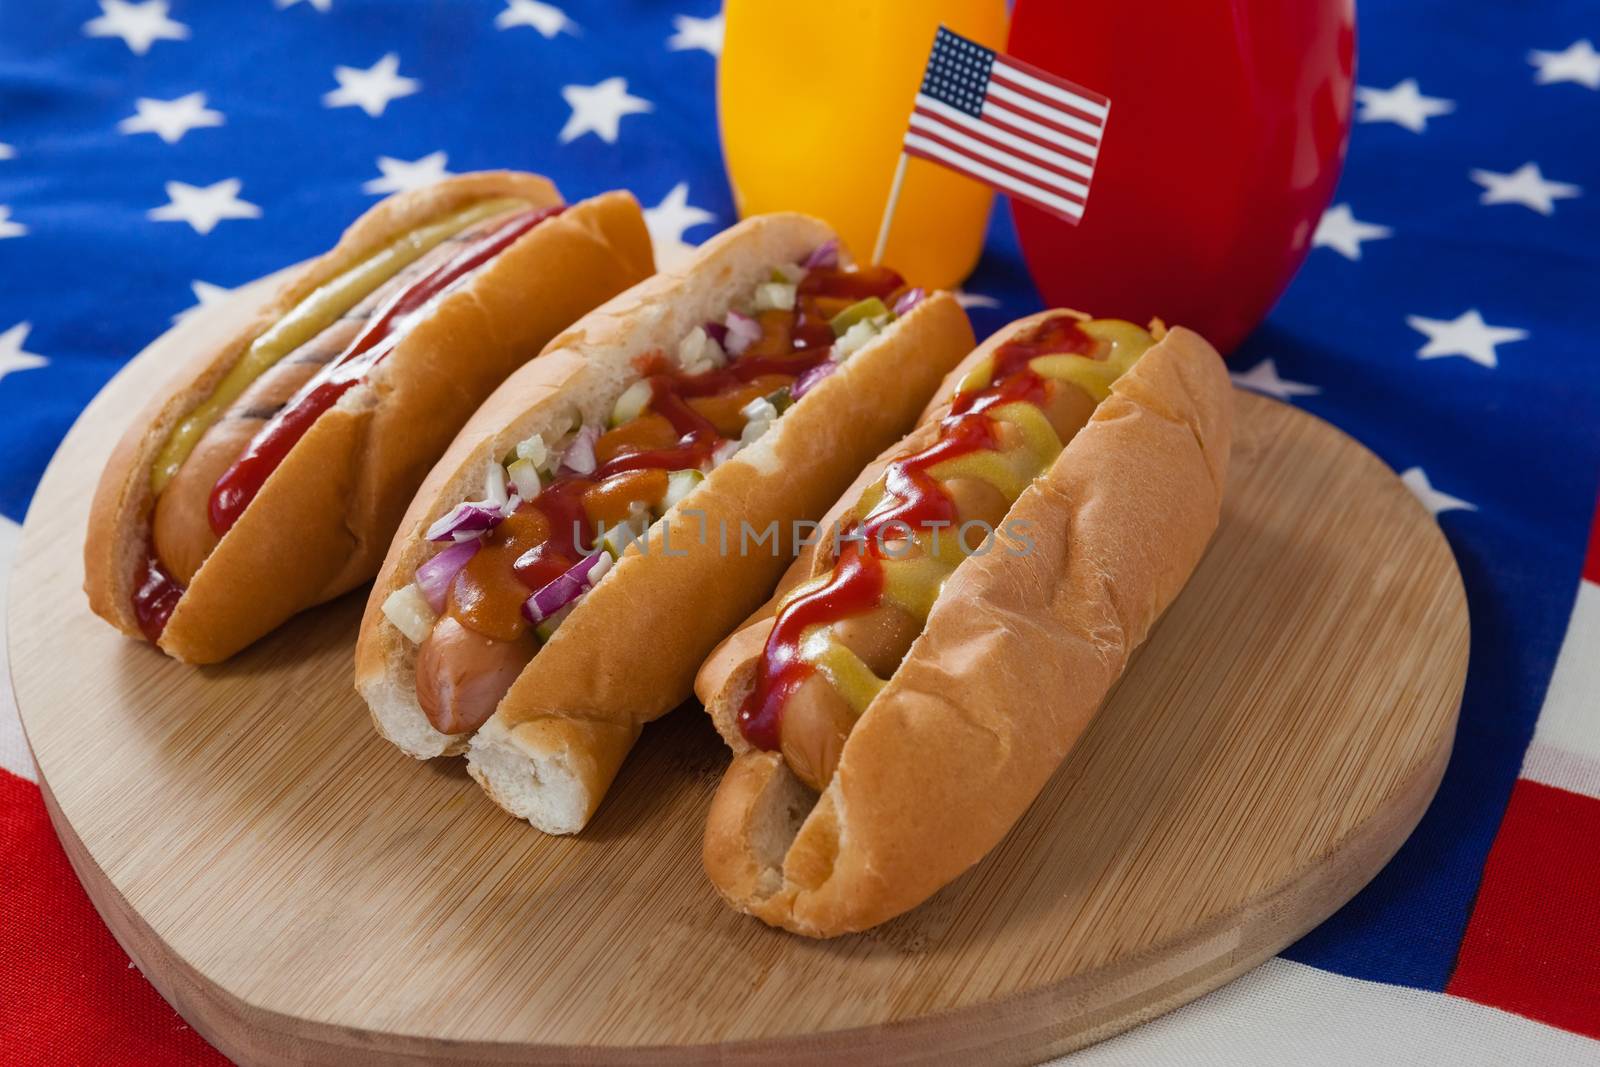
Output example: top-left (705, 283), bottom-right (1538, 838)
top-left (12, 281), bottom-right (1469, 1064)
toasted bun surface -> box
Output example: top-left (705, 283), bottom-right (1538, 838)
top-left (356, 213), bottom-right (976, 834)
top-left (696, 314), bottom-right (1234, 936)
top-left (84, 172), bottom-right (652, 663)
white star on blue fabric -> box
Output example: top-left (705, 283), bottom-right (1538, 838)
top-left (645, 182), bottom-right (715, 266)
top-left (0, 323), bottom-right (48, 385)
top-left (0, 144), bottom-right (14, 161)
top-left (955, 291), bottom-right (1000, 310)
top-left (363, 153), bottom-right (455, 195)
top-left (1529, 40), bottom-right (1600, 89)
top-left (172, 281), bottom-right (238, 325)
top-left (83, 0), bottom-right (189, 56)
top-left (323, 54), bottom-right (421, 118)
top-left (0, 206), bottom-right (25, 240)
top-left (559, 77), bottom-right (652, 144)
top-left (1406, 309), bottom-right (1527, 368)
top-left (1401, 467), bottom-right (1476, 517)
top-left (1231, 359), bottom-right (1320, 401)
top-left (118, 93), bottom-right (224, 144)
top-left (276, 0), bottom-right (332, 11)
top-left (496, 0), bottom-right (577, 38)
top-left (1313, 204), bottom-right (1392, 260)
top-left (1470, 163), bottom-right (1581, 215)
top-left (1355, 79), bottom-right (1454, 133)
top-left (667, 13), bottom-right (723, 56)
top-left (148, 179), bottom-right (261, 235)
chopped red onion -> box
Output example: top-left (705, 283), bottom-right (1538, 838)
top-left (426, 501), bottom-right (504, 542)
top-left (724, 310), bottom-right (760, 356)
top-left (802, 240), bottom-right (839, 270)
top-left (703, 320), bottom-right (729, 347)
top-left (892, 288), bottom-right (927, 317)
top-left (558, 425), bottom-right (599, 476)
top-left (414, 540), bottom-right (479, 613)
top-left (521, 550), bottom-right (613, 624)
top-left (792, 359), bottom-right (838, 399)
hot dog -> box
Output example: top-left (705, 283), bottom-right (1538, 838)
top-left (355, 213), bottom-right (976, 834)
top-left (85, 172), bottom-right (653, 663)
top-left (694, 310), bottom-right (1233, 936)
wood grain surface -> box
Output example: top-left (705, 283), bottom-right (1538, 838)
top-left (12, 282), bottom-right (1469, 1065)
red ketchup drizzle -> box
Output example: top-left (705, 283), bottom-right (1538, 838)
top-left (444, 261), bottom-right (907, 641)
top-left (736, 315), bottom-right (1101, 751)
top-left (510, 479), bottom-right (593, 594)
top-left (591, 371), bottom-right (722, 477)
top-left (207, 205), bottom-right (564, 538)
top-left (738, 543), bottom-right (883, 750)
top-left (131, 550), bottom-right (184, 642)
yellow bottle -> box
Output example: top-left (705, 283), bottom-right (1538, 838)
top-left (718, 1), bottom-right (1009, 290)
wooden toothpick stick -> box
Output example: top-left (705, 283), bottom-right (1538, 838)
top-left (871, 152), bottom-right (909, 265)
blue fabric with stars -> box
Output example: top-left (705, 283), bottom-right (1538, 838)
top-left (0, 0), bottom-right (1598, 997)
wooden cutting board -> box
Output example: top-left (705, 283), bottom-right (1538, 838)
top-left (11, 280), bottom-right (1469, 1065)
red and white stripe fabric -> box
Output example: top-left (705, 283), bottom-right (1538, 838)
top-left (904, 27), bottom-right (1108, 224)
top-left (1443, 495), bottom-right (1600, 1038)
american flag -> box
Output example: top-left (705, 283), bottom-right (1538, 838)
top-left (904, 27), bottom-right (1109, 225)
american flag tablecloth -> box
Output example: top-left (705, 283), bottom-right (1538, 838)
top-left (1, 2), bottom-right (1598, 1063)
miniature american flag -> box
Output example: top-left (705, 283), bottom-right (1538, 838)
top-left (905, 26), bottom-right (1110, 224)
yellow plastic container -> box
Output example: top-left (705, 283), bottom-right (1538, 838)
top-left (718, 1), bottom-right (1009, 290)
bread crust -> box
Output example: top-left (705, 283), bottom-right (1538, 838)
top-left (696, 313), bottom-right (1234, 936)
top-left (354, 214), bottom-right (976, 834)
top-left (84, 172), bottom-right (653, 662)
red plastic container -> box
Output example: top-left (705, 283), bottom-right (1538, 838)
top-left (1007, 0), bottom-right (1356, 354)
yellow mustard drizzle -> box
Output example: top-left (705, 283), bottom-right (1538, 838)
top-left (799, 317), bottom-right (1159, 708)
top-left (878, 555), bottom-right (950, 620)
top-left (989, 401), bottom-right (1062, 463)
top-left (148, 196), bottom-right (530, 494)
top-left (805, 630), bottom-right (887, 715)
top-left (1026, 318), bottom-right (1154, 401)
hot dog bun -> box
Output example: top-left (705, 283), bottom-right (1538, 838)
top-left (355, 213), bottom-right (975, 835)
top-left (85, 172), bottom-right (653, 663)
top-left (694, 312), bottom-right (1233, 936)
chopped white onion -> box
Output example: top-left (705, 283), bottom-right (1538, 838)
top-left (514, 434), bottom-right (548, 468)
top-left (662, 468), bottom-right (704, 510)
top-left (677, 326), bottom-right (726, 375)
top-left (831, 319), bottom-right (880, 362)
top-left (738, 395), bottom-right (779, 426)
top-left (484, 461), bottom-right (509, 509)
top-left (770, 262), bottom-right (806, 285)
top-left (753, 282), bottom-right (796, 312)
top-left (507, 458), bottom-right (542, 500)
top-left (381, 583), bottom-right (436, 644)
top-left (741, 420), bottom-right (772, 446)
top-left (610, 379), bottom-right (654, 426)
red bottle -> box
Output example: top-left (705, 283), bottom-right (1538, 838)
top-left (1006, 0), bottom-right (1356, 355)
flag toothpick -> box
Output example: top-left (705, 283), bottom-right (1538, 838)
top-left (878, 25), bottom-right (1110, 247)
